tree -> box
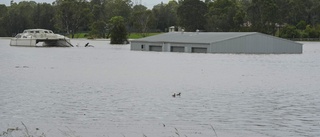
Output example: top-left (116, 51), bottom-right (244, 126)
top-left (247, 0), bottom-right (280, 35)
top-left (296, 20), bottom-right (307, 30)
top-left (0, 4), bottom-right (8, 36)
top-left (279, 25), bottom-right (299, 38)
top-left (55, 0), bottom-right (90, 38)
top-left (104, 0), bottom-right (132, 21)
top-left (152, 1), bottom-right (178, 32)
top-left (33, 3), bottom-right (56, 30)
top-left (1, 0), bottom-right (319, 38)
top-left (4, 1), bottom-right (37, 35)
top-left (305, 25), bottom-right (320, 38)
top-left (152, 3), bottom-right (167, 32)
top-left (177, 0), bottom-right (207, 31)
top-left (90, 0), bottom-right (106, 21)
top-left (308, 0), bottom-right (320, 26)
top-left (205, 0), bottom-right (244, 32)
top-left (109, 16), bottom-right (128, 44)
top-left (89, 20), bottom-right (107, 38)
top-left (131, 5), bottom-right (155, 37)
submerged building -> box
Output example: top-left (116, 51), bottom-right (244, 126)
top-left (130, 32), bottom-right (303, 54)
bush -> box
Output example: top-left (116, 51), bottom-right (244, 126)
top-left (305, 25), bottom-right (320, 38)
top-left (280, 25), bottom-right (299, 38)
top-left (109, 16), bottom-right (128, 44)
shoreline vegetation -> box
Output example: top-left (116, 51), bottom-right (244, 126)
top-left (1, 32), bottom-right (319, 42)
top-left (1, 0), bottom-right (320, 41)
top-left (1, 122), bottom-right (219, 137)
top-left (69, 33), bottom-right (162, 39)
top-left (69, 32), bottom-right (320, 42)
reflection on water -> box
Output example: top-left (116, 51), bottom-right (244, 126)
top-left (0, 38), bottom-right (320, 137)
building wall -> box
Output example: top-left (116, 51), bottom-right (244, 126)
top-left (169, 43), bottom-right (209, 53)
top-left (131, 33), bottom-right (303, 54)
top-left (131, 42), bottom-right (209, 53)
top-left (131, 42), bottom-right (165, 51)
top-left (210, 34), bottom-right (302, 54)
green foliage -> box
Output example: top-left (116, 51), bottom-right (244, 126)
top-left (105, 0), bottom-right (132, 21)
top-left (55, 0), bottom-right (90, 38)
top-left (280, 24), bottom-right (320, 38)
top-left (131, 5), bottom-right (155, 37)
top-left (305, 25), bottom-right (320, 38)
top-left (247, 0), bottom-right (280, 34)
top-left (177, 0), bottom-right (207, 31)
top-left (299, 31), bottom-right (309, 38)
top-left (89, 20), bottom-right (107, 38)
top-left (1, 0), bottom-right (320, 39)
top-left (128, 33), bottom-right (161, 39)
top-left (63, 32), bottom-right (160, 39)
top-left (90, 0), bottom-right (105, 21)
top-left (279, 25), bottom-right (299, 38)
top-left (109, 16), bottom-right (128, 44)
top-left (0, 5), bottom-right (8, 36)
top-left (206, 0), bottom-right (244, 32)
top-left (152, 1), bottom-right (178, 32)
top-left (296, 20), bottom-right (307, 30)
top-left (6, 1), bottom-right (38, 34)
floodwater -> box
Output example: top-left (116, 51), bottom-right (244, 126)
top-left (0, 38), bottom-right (319, 137)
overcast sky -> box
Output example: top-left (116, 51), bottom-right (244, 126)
top-left (0, 0), bottom-right (170, 9)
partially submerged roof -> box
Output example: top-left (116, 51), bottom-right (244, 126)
top-left (131, 32), bottom-right (303, 54)
top-left (132, 32), bottom-right (258, 44)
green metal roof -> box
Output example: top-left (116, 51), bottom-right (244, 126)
top-left (132, 32), bottom-right (257, 44)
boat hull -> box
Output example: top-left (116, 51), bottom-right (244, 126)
top-left (10, 29), bottom-right (73, 47)
top-left (10, 38), bottom-right (72, 47)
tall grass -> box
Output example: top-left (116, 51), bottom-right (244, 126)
top-left (210, 124), bottom-right (218, 137)
top-left (0, 122), bottom-right (46, 137)
top-left (59, 127), bottom-right (81, 137)
top-left (1, 123), bottom-right (218, 137)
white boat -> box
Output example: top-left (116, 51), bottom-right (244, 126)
top-left (10, 29), bottom-right (73, 47)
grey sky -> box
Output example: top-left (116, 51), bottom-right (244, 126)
top-left (0, 0), bottom-right (170, 9)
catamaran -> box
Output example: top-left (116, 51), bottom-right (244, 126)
top-left (10, 29), bottom-right (73, 47)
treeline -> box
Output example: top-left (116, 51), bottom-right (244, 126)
top-left (0, 0), bottom-right (320, 39)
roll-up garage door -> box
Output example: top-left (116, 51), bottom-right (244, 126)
top-left (171, 46), bottom-right (185, 52)
top-left (192, 47), bottom-right (207, 53)
top-left (149, 45), bottom-right (162, 52)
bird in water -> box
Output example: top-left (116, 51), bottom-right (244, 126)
top-left (84, 42), bottom-right (94, 47)
top-left (177, 92), bottom-right (181, 96)
top-left (172, 93), bottom-right (176, 98)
